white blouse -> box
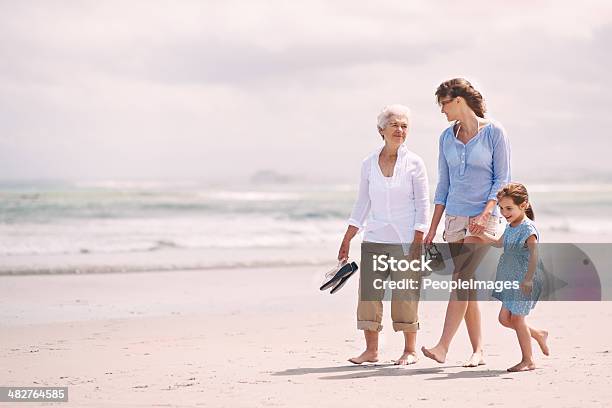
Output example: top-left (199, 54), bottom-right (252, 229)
top-left (348, 144), bottom-right (430, 244)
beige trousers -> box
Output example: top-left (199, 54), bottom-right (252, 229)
top-left (357, 242), bottom-right (421, 333)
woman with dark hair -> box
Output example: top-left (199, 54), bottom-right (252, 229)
top-left (421, 78), bottom-right (511, 367)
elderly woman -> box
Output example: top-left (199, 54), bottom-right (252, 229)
top-left (421, 78), bottom-right (511, 367)
top-left (338, 104), bottom-right (430, 365)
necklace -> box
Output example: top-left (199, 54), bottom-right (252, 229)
top-left (455, 117), bottom-right (481, 141)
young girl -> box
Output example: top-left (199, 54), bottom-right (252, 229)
top-left (493, 183), bottom-right (549, 372)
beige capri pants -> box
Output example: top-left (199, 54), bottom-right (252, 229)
top-left (443, 214), bottom-right (504, 243)
top-left (357, 242), bottom-right (421, 333)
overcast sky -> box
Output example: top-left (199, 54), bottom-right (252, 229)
top-left (0, 0), bottom-right (610, 185)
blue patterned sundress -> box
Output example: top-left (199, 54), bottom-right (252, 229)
top-left (492, 218), bottom-right (543, 316)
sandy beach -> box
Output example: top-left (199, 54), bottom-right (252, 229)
top-left (2, 264), bottom-right (611, 408)
top-left (3, 0), bottom-right (612, 406)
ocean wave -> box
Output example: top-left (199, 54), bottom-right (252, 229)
top-left (204, 191), bottom-right (303, 201)
top-left (0, 257), bottom-right (332, 276)
top-left (0, 221), bottom-right (345, 256)
top-left (0, 188), bottom-right (354, 223)
top-left (2, 183), bottom-right (611, 261)
top-left (527, 183), bottom-right (612, 193)
top-left (0, 252), bottom-right (336, 276)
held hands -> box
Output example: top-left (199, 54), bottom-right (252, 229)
top-left (468, 211), bottom-right (491, 235)
top-left (520, 279), bottom-right (533, 295)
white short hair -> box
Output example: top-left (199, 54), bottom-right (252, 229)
top-left (377, 104), bottom-right (411, 130)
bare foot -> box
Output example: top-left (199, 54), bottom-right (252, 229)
top-left (421, 345), bottom-right (446, 364)
top-left (462, 351), bottom-right (486, 367)
top-left (348, 350), bottom-right (379, 364)
top-left (394, 351), bottom-right (418, 365)
top-left (507, 360), bottom-right (536, 372)
top-left (535, 330), bottom-right (549, 356)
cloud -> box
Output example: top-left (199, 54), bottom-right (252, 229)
top-left (0, 0), bottom-right (610, 182)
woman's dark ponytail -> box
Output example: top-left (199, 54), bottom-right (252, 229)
top-left (435, 78), bottom-right (487, 118)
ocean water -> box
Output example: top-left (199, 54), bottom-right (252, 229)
top-left (1, 181), bottom-right (611, 274)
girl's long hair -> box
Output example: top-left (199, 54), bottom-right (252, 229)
top-left (497, 183), bottom-right (535, 220)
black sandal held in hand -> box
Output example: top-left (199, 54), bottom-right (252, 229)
top-left (319, 261), bottom-right (358, 292)
top-left (330, 265), bottom-right (358, 294)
